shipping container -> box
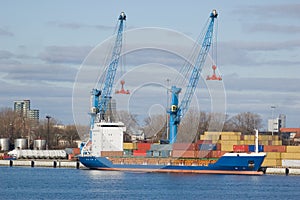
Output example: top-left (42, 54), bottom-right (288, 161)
top-left (133, 152), bottom-right (147, 157)
top-left (266, 152), bottom-right (281, 159)
top-left (281, 153), bottom-right (300, 160)
top-left (220, 132), bottom-right (241, 136)
top-left (243, 140), bottom-right (255, 145)
top-left (150, 144), bottom-right (173, 151)
top-left (259, 141), bottom-right (269, 146)
top-left (137, 143), bottom-right (151, 150)
top-left (286, 146), bottom-right (300, 153)
top-left (133, 149), bottom-right (147, 154)
top-left (198, 144), bottom-right (217, 151)
top-left (172, 150), bottom-right (195, 158)
top-left (272, 140), bottom-right (282, 145)
top-left (261, 159), bottom-right (281, 167)
top-left (259, 135), bottom-right (273, 141)
top-left (243, 135), bottom-right (255, 141)
top-left (123, 143), bottom-right (137, 150)
top-left (272, 135), bottom-right (279, 141)
top-left (161, 150), bottom-right (171, 157)
top-left (248, 145), bottom-right (264, 152)
top-left (173, 143), bottom-right (195, 151)
top-left (123, 149), bottom-right (133, 156)
top-left (233, 145), bottom-right (249, 152)
top-left (221, 135), bottom-right (241, 141)
top-left (282, 160), bottom-right (300, 168)
top-left (264, 145), bottom-right (286, 152)
top-left (72, 148), bottom-right (80, 155)
top-left (195, 140), bottom-right (212, 144)
top-left (101, 151), bottom-right (123, 157)
top-left (195, 150), bottom-right (212, 158)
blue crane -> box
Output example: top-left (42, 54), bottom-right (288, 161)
top-left (168, 10), bottom-right (218, 144)
top-left (89, 12), bottom-right (126, 140)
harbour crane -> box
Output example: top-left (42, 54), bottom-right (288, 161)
top-left (168, 9), bottom-right (218, 144)
top-left (89, 12), bottom-right (126, 140)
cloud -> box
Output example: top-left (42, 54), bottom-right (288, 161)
top-left (218, 40), bottom-right (300, 67)
top-left (0, 50), bottom-right (14, 59)
top-left (47, 21), bottom-right (114, 31)
top-left (0, 62), bottom-right (78, 85)
top-left (235, 3), bottom-right (300, 19)
top-left (0, 28), bottom-right (14, 37)
top-left (38, 45), bottom-right (93, 64)
top-left (223, 75), bottom-right (300, 93)
top-left (244, 23), bottom-right (300, 34)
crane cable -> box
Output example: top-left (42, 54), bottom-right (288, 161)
top-left (174, 18), bottom-right (210, 87)
top-left (97, 20), bottom-right (120, 91)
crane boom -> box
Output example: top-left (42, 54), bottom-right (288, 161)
top-left (99, 12), bottom-right (126, 118)
top-left (168, 10), bottom-right (218, 144)
top-left (88, 12), bottom-right (126, 141)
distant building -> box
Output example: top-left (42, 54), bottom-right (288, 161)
top-left (268, 114), bottom-right (286, 133)
top-left (14, 100), bottom-right (39, 123)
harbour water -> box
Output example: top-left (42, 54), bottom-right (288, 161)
top-left (1, 166), bottom-right (300, 200)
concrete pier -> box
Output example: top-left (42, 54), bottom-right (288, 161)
top-left (266, 167), bottom-right (300, 175)
top-left (0, 160), bottom-right (85, 169)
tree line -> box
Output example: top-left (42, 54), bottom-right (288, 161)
top-left (0, 106), bottom-right (264, 148)
top-left (0, 107), bottom-right (80, 149)
top-left (117, 110), bottom-right (263, 143)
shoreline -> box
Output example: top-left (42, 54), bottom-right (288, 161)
top-left (0, 159), bottom-right (85, 169)
top-left (1, 159), bottom-right (300, 175)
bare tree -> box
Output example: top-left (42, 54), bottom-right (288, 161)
top-left (116, 110), bottom-right (140, 135)
top-left (177, 109), bottom-right (201, 142)
top-left (227, 112), bottom-right (263, 134)
top-left (142, 114), bottom-right (167, 140)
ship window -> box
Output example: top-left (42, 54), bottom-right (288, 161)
top-left (100, 125), bottom-right (124, 127)
top-left (248, 160), bottom-right (255, 168)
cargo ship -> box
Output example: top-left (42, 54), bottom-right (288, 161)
top-left (79, 122), bottom-right (266, 175)
top-left (78, 10), bottom-right (266, 175)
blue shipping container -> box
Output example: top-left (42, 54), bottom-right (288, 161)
top-left (198, 144), bottom-right (217, 151)
top-left (248, 145), bottom-right (264, 152)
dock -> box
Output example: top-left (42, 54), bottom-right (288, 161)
top-left (0, 159), bottom-right (86, 169)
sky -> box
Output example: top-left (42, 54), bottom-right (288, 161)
top-left (0, 0), bottom-right (299, 130)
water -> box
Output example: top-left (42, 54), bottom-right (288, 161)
top-left (1, 167), bottom-right (300, 200)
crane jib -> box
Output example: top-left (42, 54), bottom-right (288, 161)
top-left (168, 10), bottom-right (218, 144)
top-left (98, 18), bottom-right (125, 118)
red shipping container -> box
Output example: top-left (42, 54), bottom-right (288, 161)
top-left (264, 145), bottom-right (286, 152)
top-left (72, 148), bottom-right (80, 155)
top-left (216, 143), bottom-right (221, 151)
top-left (233, 145), bottom-right (249, 152)
top-left (173, 143), bottom-right (196, 151)
top-left (195, 140), bottom-right (212, 145)
top-left (133, 152), bottom-right (147, 157)
top-left (133, 149), bottom-right (147, 154)
top-left (137, 143), bottom-right (151, 150)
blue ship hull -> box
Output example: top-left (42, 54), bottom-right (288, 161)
top-left (79, 152), bottom-right (266, 175)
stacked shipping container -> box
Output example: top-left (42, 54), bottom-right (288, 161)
top-left (116, 132), bottom-right (300, 168)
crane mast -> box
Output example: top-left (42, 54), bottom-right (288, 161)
top-left (168, 10), bottom-right (218, 144)
top-left (89, 12), bottom-right (126, 140)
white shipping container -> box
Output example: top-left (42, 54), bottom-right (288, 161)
top-left (282, 160), bottom-right (300, 168)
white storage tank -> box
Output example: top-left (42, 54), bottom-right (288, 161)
top-left (0, 138), bottom-right (10, 151)
top-left (34, 139), bottom-right (46, 150)
top-left (14, 138), bottom-right (28, 149)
